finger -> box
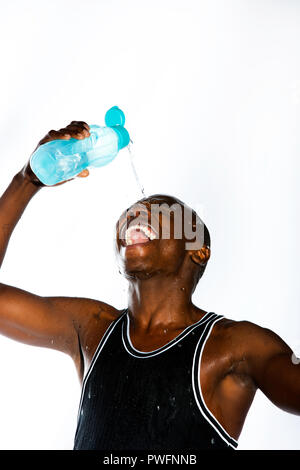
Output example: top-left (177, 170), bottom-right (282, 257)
top-left (49, 129), bottom-right (65, 139)
top-left (77, 169), bottom-right (89, 178)
top-left (63, 125), bottom-right (90, 139)
top-left (70, 121), bottom-right (90, 131)
top-left (39, 130), bottom-right (71, 145)
top-left (63, 125), bottom-right (90, 136)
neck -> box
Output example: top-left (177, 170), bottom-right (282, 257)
top-left (127, 273), bottom-right (202, 330)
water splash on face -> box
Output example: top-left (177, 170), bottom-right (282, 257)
top-left (127, 140), bottom-right (146, 198)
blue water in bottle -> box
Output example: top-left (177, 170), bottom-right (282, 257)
top-left (30, 106), bottom-right (130, 186)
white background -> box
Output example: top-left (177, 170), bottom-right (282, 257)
top-left (0, 0), bottom-right (299, 450)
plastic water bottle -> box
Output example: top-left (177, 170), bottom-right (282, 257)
top-left (30, 106), bottom-right (130, 186)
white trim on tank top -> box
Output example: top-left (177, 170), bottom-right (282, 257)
top-left (122, 310), bottom-right (215, 358)
top-left (192, 316), bottom-right (239, 449)
top-left (76, 311), bottom-right (126, 423)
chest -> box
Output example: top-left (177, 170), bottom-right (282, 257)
top-left (83, 315), bottom-right (230, 399)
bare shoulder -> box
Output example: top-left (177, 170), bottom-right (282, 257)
top-left (214, 316), bottom-right (292, 358)
top-left (78, 297), bottom-right (124, 322)
top-left (66, 296), bottom-right (125, 339)
top-left (215, 317), bottom-right (268, 337)
top-left (56, 296), bottom-right (126, 381)
top-left (49, 295), bottom-right (123, 324)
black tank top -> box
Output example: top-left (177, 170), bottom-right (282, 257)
top-left (74, 310), bottom-right (238, 450)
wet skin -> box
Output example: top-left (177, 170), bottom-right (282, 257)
top-left (0, 121), bottom-right (298, 442)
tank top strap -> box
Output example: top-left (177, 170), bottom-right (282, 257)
top-left (77, 309), bottom-right (127, 421)
top-left (192, 313), bottom-right (238, 448)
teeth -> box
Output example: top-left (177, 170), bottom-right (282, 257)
top-left (124, 224), bottom-right (157, 245)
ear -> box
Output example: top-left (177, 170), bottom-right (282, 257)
top-left (190, 245), bottom-right (211, 266)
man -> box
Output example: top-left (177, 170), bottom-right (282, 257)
top-left (0, 121), bottom-right (299, 450)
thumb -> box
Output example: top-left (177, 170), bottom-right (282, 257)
top-left (77, 169), bottom-right (89, 178)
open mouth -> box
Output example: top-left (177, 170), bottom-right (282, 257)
top-left (117, 204), bottom-right (160, 248)
top-left (124, 223), bottom-right (157, 246)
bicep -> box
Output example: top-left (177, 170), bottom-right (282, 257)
top-left (244, 322), bottom-right (300, 414)
top-left (258, 352), bottom-right (300, 414)
top-left (0, 283), bottom-right (79, 355)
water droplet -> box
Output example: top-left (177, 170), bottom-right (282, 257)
top-left (157, 405), bottom-right (160, 411)
top-left (178, 344), bottom-right (182, 348)
top-left (211, 438), bottom-right (215, 445)
top-left (163, 329), bottom-right (167, 334)
top-left (85, 346), bottom-right (89, 350)
top-left (88, 392), bottom-right (91, 399)
top-left (50, 339), bottom-right (54, 345)
top-left (180, 287), bottom-right (186, 292)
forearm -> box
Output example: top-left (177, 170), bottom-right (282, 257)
top-left (0, 169), bottom-right (42, 267)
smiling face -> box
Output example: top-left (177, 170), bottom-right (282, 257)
top-left (115, 194), bottom-right (210, 284)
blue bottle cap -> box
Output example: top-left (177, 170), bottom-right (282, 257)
top-left (111, 125), bottom-right (130, 150)
top-left (105, 106), bottom-right (126, 127)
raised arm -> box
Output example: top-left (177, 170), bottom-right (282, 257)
top-left (0, 120), bottom-right (90, 267)
top-left (0, 121), bottom-right (117, 381)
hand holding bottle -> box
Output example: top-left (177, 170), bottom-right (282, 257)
top-left (22, 121), bottom-right (91, 186)
top-left (28, 107), bottom-right (130, 186)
